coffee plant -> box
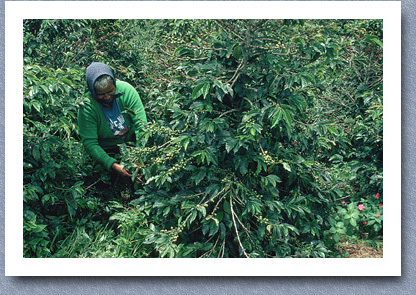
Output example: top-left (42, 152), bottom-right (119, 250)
top-left (23, 19), bottom-right (383, 258)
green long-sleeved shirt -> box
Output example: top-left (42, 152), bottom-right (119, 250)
top-left (77, 80), bottom-right (147, 170)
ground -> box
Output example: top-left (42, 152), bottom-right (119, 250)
top-left (337, 239), bottom-right (383, 258)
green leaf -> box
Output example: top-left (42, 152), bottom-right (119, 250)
top-left (281, 108), bottom-right (293, 130)
top-left (298, 204), bottom-right (311, 214)
top-left (196, 205), bottom-right (207, 217)
top-left (256, 159), bottom-right (267, 174)
top-left (271, 108), bottom-right (283, 128)
top-left (282, 162), bottom-right (291, 172)
top-left (351, 210), bottom-right (360, 218)
top-left (194, 170), bottom-right (206, 185)
top-left (364, 35), bottom-right (383, 48)
top-left (338, 208), bottom-right (347, 215)
top-left (235, 157), bottom-right (248, 176)
top-left (327, 125), bottom-right (339, 136)
top-left (163, 206), bottom-right (170, 216)
top-left (219, 223), bottom-right (226, 239)
top-left (232, 44), bottom-right (242, 59)
top-left (32, 224), bottom-right (47, 233)
top-left (223, 200), bottom-right (231, 215)
top-left (226, 43), bottom-right (236, 58)
top-left (192, 83), bottom-right (210, 100)
top-left (39, 84), bottom-right (50, 95)
top-left (31, 100), bottom-right (43, 113)
top-left (209, 222), bottom-right (219, 236)
top-left (189, 209), bottom-right (198, 224)
top-left (191, 150), bottom-right (206, 164)
top-left (225, 138), bottom-right (237, 153)
top-left (32, 145), bottom-right (41, 162)
top-left (266, 174), bottom-right (281, 187)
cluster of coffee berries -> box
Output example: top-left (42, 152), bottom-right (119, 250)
top-left (151, 157), bottom-right (164, 165)
top-left (262, 150), bottom-right (276, 165)
top-left (254, 193), bottom-right (264, 200)
top-left (244, 118), bottom-right (255, 126)
top-left (265, 97), bottom-right (279, 107)
top-left (221, 177), bottom-right (229, 183)
top-left (257, 215), bottom-right (270, 224)
top-left (122, 146), bottom-right (158, 164)
top-left (160, 223), bottom-right (187, 243)
top-left (147, 125), bottom-right (181, 137)
top-left (138, 146), bottom-right (159, 154)
top-left (149, 148), bottom-right (180, 166)
top-left (127, 143), bottom-right (183, 170)
top-left (162, 145), bottom-right (181, 160)
top-left (221, 174), bottom-right (240, 185)
top-left (246, 170), bottom-right (260, 181)
top-left (167, 158), bottom-right (189, 174)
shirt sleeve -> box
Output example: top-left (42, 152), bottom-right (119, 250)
top-left (77, 105), bottom-right (117, 171)
top-left (121, 82), bottom-right (148, 142)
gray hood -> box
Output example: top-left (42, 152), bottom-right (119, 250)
top-left (86, 62), bottom-right (116, 99)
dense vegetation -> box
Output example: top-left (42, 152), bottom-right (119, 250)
top-left (23, 19), bottom-right (383, 258)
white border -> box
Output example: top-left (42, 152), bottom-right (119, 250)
top-left (6, 1), bottom-right (401, 276)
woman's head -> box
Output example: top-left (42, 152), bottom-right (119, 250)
top-left (94, 75), bottom-right (116, 106)
top-left (86, 62), bottom-right (116, 100)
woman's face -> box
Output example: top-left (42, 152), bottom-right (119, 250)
top-left (95, 83), bottom-right (116, 105)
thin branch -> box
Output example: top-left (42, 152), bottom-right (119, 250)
top-left (233, 211), bottom-right (256, 247)
top-left (218, 109), bottom-right (238, 119)
top-left (227, 58), bottom-right (246, 87)
top-left (200, 236), bottom-right (220, 258)
top-left (333, 195), bottom-right (351, 202)
top-left (158, 46), bottom-right (209, 62)
top-left (215, 20), bottom-right (245, 41)
top-left (321, 94), bottom-right (352, 110)
top-left (219, 239), bottom-right (226, 258)
top-left (200, 184), bottom-right (228, 207)
top-left (155, 137), bottom-right (177, 151)
top-left (182, 192), bottom-right (204, 199)
top-left (243, 97), bottom-right (254, 108)
top-left (85, 179), bottom-right (101, 191)
top-left (229, 195), bottom-right (249, 258)
top-left (207, 189), bottom-right (228, 217)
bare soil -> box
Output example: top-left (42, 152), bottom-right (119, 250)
top-left (337, 239), bottom-right (383, 258)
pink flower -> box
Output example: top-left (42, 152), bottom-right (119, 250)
top-left (375, 193), bottom-right (380, 199)
top-left (379, 203), bottom-right (383, 208)
top-left (342, 201), bottom-right (346, 205)
top-left (358, 204), bottom-right (365, 211)
top-left (363, 220), bottom-right (367, 226)
top-left (377, 213), bottom-right (381, 217)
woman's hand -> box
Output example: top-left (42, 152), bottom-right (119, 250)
top-left (111, 162), bottom-right (132, 177)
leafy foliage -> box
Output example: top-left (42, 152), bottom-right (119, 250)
top-left (23, 19), bottom-right (383, 258)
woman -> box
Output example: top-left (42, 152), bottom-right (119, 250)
top-left (77, 62), bottom-right (147, 198)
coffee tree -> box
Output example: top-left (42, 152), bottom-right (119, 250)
top-left (118, 19), bottom-right (382, 257)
